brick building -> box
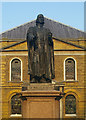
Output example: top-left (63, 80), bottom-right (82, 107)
top-left (0, 17), bottom-right (86, 119)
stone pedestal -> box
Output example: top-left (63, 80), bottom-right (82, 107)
top-left (20, 83), bottom-right (64, 119)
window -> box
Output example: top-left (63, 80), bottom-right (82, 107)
top-left (11, 58), bottom-right (21, 81)
top-left (11, 95), bottom-right (21, 115)
top-left (65, 95), bottom-right (76, 114)
top-left (65, 58), bottom-right (75, 80)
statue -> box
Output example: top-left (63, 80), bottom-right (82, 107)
top-left (26, 14), bottom-right (55, 83)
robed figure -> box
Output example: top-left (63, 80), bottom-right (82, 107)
top-left (27, 14), bottom-right (55, 83)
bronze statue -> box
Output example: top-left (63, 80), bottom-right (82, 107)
top-left (27, 14), bottom-right (55, 83)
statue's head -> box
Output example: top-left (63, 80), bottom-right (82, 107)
top-left (36, 14), bottom-right (44, 25)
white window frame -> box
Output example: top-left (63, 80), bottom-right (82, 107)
top-left (65, 114), bottom-right (76, 116)
top-left (65, 94), bottom-right (77, 116)
top-left (10, 57), bottom-right (23, 81)
top-left (10, 94), bottom-right (22, 117)
top-left (10, 114), bottom-right (22, 117)
top-left (64, 57), bottom-right (77, 81)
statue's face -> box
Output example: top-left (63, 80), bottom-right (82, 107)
top-left (37, 14), bottom-right (44, 24)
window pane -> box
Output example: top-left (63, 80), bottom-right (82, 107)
top-left (11, 59), bottom-right (21, 81)
top-left (11, 95), bottom-right (21, 114)
top-left (65, 58), bottom-right (75, 80)
top-left (65, 95), bottom-right (76, 114)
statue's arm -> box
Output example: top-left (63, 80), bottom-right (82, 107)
top-left (48, 31), bottom-right (53, 47)
top-left (27, 27), bottom-right (34, 41)
top-left (27, 27), bottom-right (35, 47)
top-left (26, 27), bottom-right (34, 75)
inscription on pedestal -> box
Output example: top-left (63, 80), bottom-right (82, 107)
top-left (27, 83), bottom-right (60, 91)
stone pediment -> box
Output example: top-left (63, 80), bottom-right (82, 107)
top-left (53, 38), bottom-right (85, 50)
top-left (1, 38), bottom-right (85, 51)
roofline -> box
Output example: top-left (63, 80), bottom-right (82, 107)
top-left (45, 16), bottom-right (85, 33)
top-left (0, 17), bottom-right (85, 35)
top-left (0, 38), bottom-right (86, 42)
top-left (0, 19), bottom-right (36, 34)
top-left (0, 39), bottom-right (24, 42)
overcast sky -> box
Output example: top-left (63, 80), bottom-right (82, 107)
top-left (1, 1), bottom-right (85, 33)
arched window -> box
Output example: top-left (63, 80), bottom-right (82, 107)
top-left (11, 95), bottom-right (21, 115)
top-left (11, 58), bottom-right (21, 81)
top-left (65, 95), bottom-right (76, 114)
top-left (65, 58), bottom-right (75, 80)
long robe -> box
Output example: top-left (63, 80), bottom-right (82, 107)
top-left (27, 26), bottom-right (55, 80)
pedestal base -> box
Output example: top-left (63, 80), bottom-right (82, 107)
top-left (21, 90), bottom-right (63, 118)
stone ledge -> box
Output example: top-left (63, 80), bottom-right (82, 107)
top-left (22, 82), bottom-right (64, 91)
top-left (20, 90), bottom-right (64, 98)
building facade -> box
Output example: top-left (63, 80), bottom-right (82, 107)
top-left (0, 17), bottom-right (86, 119)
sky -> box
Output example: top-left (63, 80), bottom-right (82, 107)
top-left (1, 1), bottom-right (85, 33)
